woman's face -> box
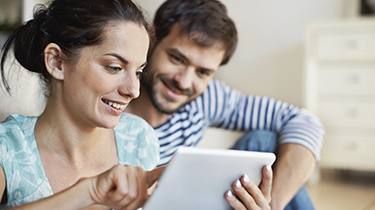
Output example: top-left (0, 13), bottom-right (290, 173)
top-left (61, 22), bottom-right (149, 129)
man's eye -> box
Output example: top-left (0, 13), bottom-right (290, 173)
top-left (197, 69), bottom-right (210, 76)
top-left (171, 55), bottom-right (183, 64)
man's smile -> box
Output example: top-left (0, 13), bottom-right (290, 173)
top-left (158, 74), bottom-right (195, 99)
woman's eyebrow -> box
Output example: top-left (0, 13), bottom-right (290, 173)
top-left (140, 61), bottom-right (148, 68)
top-left (104, 53), bottom-right (129, 65)
top-left (104, 53), bottom-right (147, 68)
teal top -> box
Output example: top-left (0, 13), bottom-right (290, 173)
top-left (0, 113), bottom-right (160, 209)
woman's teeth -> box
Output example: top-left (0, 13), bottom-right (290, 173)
top-left (103, 99), bottom-right (125, 110)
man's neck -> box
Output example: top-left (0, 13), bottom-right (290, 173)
top-left (126, 86), bottom-right (170, 128)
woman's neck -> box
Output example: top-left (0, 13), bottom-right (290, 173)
top-left (34, 99), bottom-right (115, 166)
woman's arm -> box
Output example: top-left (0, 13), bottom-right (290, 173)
top-left (4, 165), bottom-right (162, 210)
top-left (10, 177), bottom-right (94, 210)
top-left (0, 166), bottom-right (6, 204)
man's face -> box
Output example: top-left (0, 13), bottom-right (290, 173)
top-left (143, 26), bottom-right (225, 114)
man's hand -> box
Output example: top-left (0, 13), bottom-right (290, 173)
top-left (225, 165), bottom-right (273, 210)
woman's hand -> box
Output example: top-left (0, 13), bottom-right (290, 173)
top-left (87, 164), bottom-right (164, 210)
top-left (225, 165), bottom-right (273, 210)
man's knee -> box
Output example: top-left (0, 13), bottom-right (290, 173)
top-left (231, 130), bottom-right (277, 153)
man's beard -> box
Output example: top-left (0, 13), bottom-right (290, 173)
top-left (142, 73), bottom-right (195, 115)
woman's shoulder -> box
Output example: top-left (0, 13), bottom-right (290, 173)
top-left (114, 113), bottom-right (160, 170)
top-left (0, 115), bottom-right (51, 207)
top-left (0, 114), bottom-right (38, 161)
top-left (115, 113), bottom-right (154, 132)
top-left (114, 113), bottom-right (157, 144)
top-left (0, 114), bottom-right (37, 146)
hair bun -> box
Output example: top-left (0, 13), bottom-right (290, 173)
top-left (13, 5), bottom-right (48, 74)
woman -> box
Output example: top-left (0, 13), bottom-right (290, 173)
top-left (0, 0), bottom-right (161, 209)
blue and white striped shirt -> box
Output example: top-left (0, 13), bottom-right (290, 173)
top-left (155, 79), bottom-right (324, 166)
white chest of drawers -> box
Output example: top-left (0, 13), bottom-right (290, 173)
top-left (304, 19), bottom-right (375, 171)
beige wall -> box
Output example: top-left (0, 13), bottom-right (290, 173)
top-left (0, 0), bottom-right (20, 22)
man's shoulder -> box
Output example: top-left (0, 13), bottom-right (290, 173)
top-left (191, 79), bottom-right (228, 102)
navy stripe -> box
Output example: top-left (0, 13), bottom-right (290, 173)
top-left (242, 96), bottom-right (249, 129)
top-left (264, 98), bottom-right (270, 129)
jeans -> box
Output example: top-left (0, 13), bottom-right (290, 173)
top-left (230, 130), bottom-right (315, 210)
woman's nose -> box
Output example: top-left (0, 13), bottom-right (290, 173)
top-left (118, 71), bottom-right (140, 99)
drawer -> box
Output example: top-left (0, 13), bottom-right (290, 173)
top-left (318, 69), bottom-right (375, 95)
top-left (320, 134), bottom-right (375, 171)
top-left (317, 102), bottom-right (375, 128)
top-left (317, 34), bottom-right (375, 60)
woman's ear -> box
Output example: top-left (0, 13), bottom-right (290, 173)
top-left (44, 43), bottom-right (64, 80)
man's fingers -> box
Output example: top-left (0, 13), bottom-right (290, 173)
top-left (146, 166), bottom-right (166, 188)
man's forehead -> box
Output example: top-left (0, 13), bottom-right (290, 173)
top-left (166, 23), bottom-right (225, 51)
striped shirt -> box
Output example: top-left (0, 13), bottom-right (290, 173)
top-left (155, 79), bottom-right (325, 166)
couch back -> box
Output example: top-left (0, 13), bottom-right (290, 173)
top-left (0, 58), bottom-right (43, 122)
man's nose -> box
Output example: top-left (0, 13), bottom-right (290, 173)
top-left (173, 66), bottom-right (195, 90)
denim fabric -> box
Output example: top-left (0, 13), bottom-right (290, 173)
top-left (231, 130), bottom-right (315, 210)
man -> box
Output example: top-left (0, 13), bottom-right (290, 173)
top-left (127, 0), bottom-right (324, 209)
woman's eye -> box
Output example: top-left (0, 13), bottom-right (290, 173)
top-left (136, 70), bottom-right (144, 79)
top-left (106, 66), bottom-right (123, 73)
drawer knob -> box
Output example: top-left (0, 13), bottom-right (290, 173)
top-left (355, 74), bottom-right (367, 84)
top-left (353, 39), bottom-right (365, 50)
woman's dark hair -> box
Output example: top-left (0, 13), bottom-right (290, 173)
top-left (153, 0), bottom-right (237, 66)
top-left (0, 0), bottom-right (154, 94)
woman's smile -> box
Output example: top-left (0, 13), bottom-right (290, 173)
top-left (101, 99), bottom-right (127, 110)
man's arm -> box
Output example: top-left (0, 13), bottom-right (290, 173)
top-left (271, 143), bottom-right (316, 210)
top-left (205, 79), bottom-right (324, 209)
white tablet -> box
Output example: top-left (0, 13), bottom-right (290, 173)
top-left (143, 147), bottom-right (276, 210)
